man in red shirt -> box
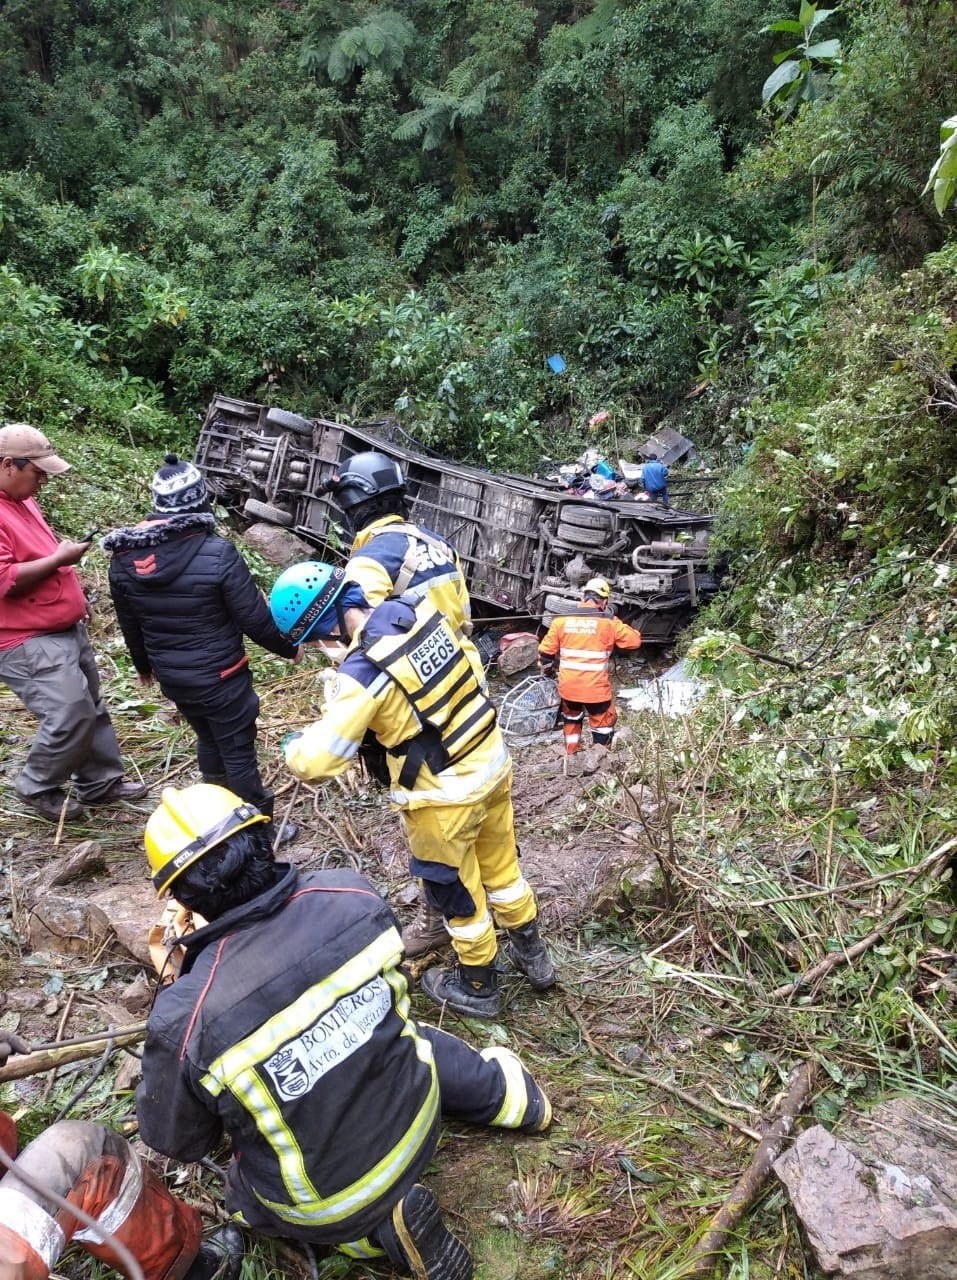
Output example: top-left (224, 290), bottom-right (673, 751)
top-left (538, 577), bottom-right (642, 776)
top-left (0, 424), bottom-right (146, 821)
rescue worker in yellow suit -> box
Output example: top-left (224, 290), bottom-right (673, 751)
top-left (137, 784), bottom-right (552, 1280)
top-left (269, 562), bottom-right (556, 1021)
top-left (538, 577), bottom-right (642, 777)
top-left (0, 1029), bottom-right (242, 1280)
top-left (324, 450), bottom-right (477, 957)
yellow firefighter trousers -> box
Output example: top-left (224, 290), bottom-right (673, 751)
top-left (401, 774), bottom-right (537, 966)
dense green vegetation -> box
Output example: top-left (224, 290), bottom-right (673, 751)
top-left (1, 3), bottom-right (956, 1277)
top-left (0, 0), bottom-right (953, 462)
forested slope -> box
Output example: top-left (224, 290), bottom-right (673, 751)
top-left (0, 0), bottom-right (953, 463)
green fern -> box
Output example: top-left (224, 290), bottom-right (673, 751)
top-left (393, 64), bottom-right (502, 151)
top-left (325, 9), bottom-right (415, 82)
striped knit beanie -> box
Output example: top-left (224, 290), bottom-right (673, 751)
top-left (151, 452), bottom-right (209, 512)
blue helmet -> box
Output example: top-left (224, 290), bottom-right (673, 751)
top-left (270, 561), bottom-right (348, 643)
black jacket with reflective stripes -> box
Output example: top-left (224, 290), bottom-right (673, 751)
top-left (136, 865), bottom-right (440, 1243)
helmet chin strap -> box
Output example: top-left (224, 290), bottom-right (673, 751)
top-left (334, 596), bottom-right (350, 639)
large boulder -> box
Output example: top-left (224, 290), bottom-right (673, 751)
top-left (774, 1099), bottom-right (957, 1278)
top-left (88, 880), bottom-right (161, 965)
top-left (241, 522), bottom-right (313, 568)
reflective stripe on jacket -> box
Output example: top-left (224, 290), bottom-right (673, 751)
top-left (362, 598), bottom-right (496, 787)
top-left (136, 866), bottom-right (440, 1245)
top-left (347, 516), bottom-right (479, 655)
top-left (538, 603), bottom-right (642, 702)
top-left (285, 596), bottom-right (510, 808)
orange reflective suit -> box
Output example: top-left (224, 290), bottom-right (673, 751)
top-left (538, 603), bottom-right (641, 753)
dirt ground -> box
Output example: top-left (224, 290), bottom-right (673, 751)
top-left (0, 725), bottom-right (643, 1050)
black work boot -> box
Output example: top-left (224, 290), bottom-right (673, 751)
top-left (16, 786), bottom-right (84, 822)
top-left (183, 1224), bottom-right (245, 1280)
top-left (505, 920), bottom-right (556, 991)
top-left (420, 963), bottom-right (501, 1019)
top-left (375, 1183), bottom-right (473, 1280)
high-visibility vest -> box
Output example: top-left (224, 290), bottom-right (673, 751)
top-left (361, 596), bottom-right (497, 788)
top-left (539, 606), bottom-right (642, 702)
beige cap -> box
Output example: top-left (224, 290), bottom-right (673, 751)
top-left (0, 423), bottom-right (71, 475)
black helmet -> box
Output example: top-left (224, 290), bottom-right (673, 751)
top-left (334, 451), bottom-right (406, 512)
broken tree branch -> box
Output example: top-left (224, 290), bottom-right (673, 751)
top-left (667, 837), bottom-right (956, 1055)
top-left (563, 998), bottom-right (761, 1141)
top-left (0, 1023), bottom-right (147, 1082)
top-left (679, 1060), bottom-right (819, 1276)
top-left (767, 838), bottom-right (956, 1003)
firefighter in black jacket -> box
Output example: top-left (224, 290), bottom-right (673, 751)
top-left (137, 784), bottom-right (551, 1280)
top-left (103, 454), bottom-right (301, 834)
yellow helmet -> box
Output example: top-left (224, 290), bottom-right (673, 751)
top-left (583, 576), bottom-right (611, 600)
top-left (145, 784), bottom-right (270, 895)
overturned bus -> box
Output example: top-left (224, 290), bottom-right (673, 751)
top-left (194, 395), bottom-right (722, 645)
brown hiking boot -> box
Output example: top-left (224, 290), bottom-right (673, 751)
top-left (402, 897), bottom-right (451, 958)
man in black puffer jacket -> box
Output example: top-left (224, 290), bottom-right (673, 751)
top-left (103, 454), bottom-right (301, 834)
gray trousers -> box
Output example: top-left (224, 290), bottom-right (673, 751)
top-left (0, 624), bottom-right (126, 801)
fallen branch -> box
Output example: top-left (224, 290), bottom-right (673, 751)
top-left (679, 1060), bottom-right (818, 1276)
top-left (0, 1023), bottom-right (147, 1082)
top-left (768, 838), bottom-right (956, 1002)
top-left (563, 998), bottom-right (761, 1141)
top-left (667, 838), bottom-right (956, 1055)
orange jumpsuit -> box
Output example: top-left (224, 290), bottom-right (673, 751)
top-left (538, 604), bottom-right (641, 752)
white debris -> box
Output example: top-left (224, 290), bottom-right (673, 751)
top-left (618, 660), bottom-right (704, 717)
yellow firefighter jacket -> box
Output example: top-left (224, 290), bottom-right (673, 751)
top-left (347, 515), bottom-right (476, 643)
top-left (285, 594), bottom-right (509, 808)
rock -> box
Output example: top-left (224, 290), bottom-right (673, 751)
top-left (89, 880), bottom-right (161, 965)
top-left (118, 974), bottom-right (154, 1013)
top-left (42, 840), bottom-right (106, 888)
top-left (395, 881), bottom-right (420, 907)
top-left (580, 744), bottom-right (611, 774)
top-left (113, 1054), bottom-right (143, 1093)
top-left (27, 895), bottom-right (112, 956)
top-left (497, 633), bottom-right (540, 676)
top-left (620, 856), bottom-right (665, 905)
top-left (591, 854), bottom-right (665, 915)
top-left (774, 1101), bottom-right (957, 1279)
top-left (625, 782), bottom-right (665, 820)
top-left (241, 522), bottom-right (313, 568)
